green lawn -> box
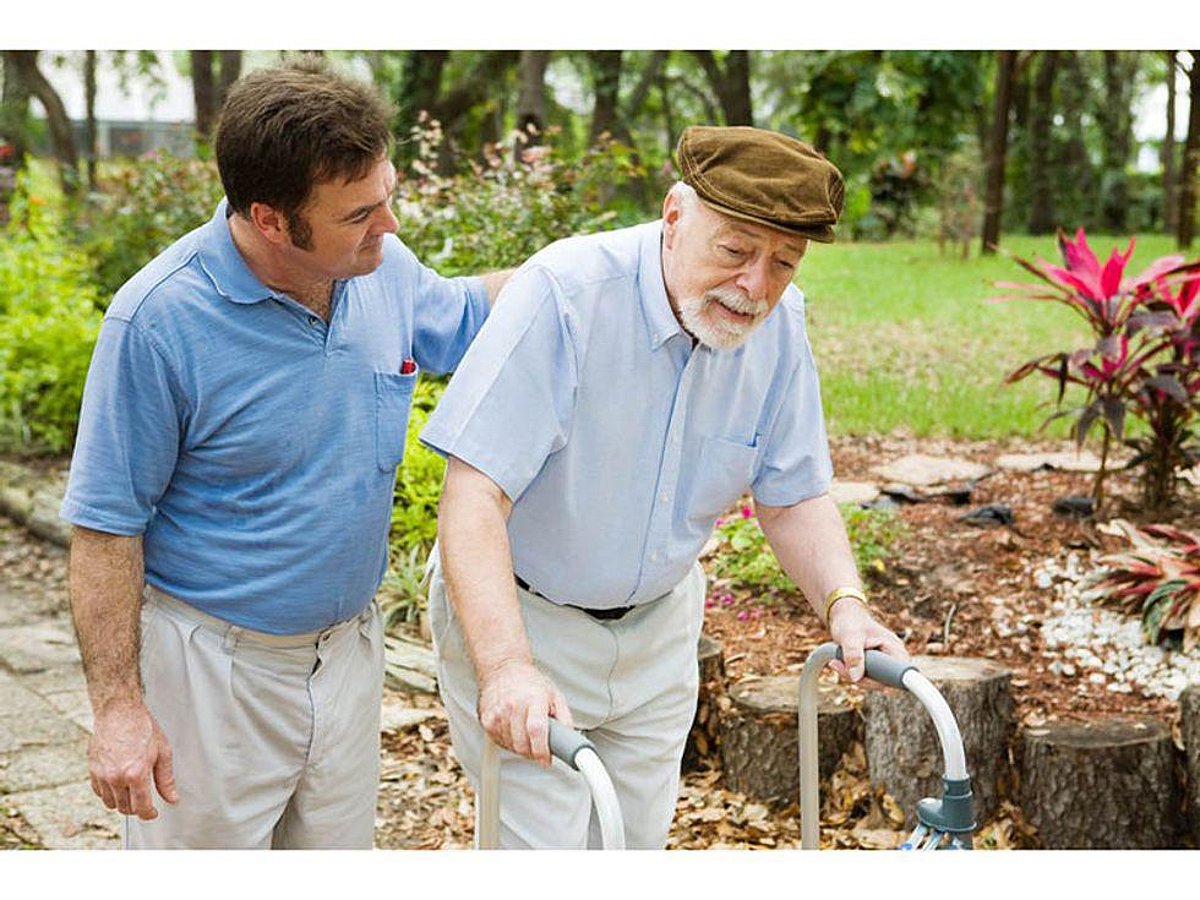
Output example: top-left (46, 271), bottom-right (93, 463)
top-left (797, 233), bottom-right (1186, 439)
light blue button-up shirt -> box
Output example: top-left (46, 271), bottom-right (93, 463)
top-left (420, 220), bottom-right (832, 609)
top-left (61, 200), bottom-right (488, 634)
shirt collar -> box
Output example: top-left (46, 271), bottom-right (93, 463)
top-left (196, 198), bottom-right (277, 305)
top-left (637, 220), bottom-right (687, 351)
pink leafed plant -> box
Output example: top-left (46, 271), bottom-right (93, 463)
top-left (994, 228), bottom-right (1200, 513)
top-left (1088, 519), bottom-right (1200, 650)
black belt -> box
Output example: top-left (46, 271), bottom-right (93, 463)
top-left (515, 575), bottom-right (636, 621)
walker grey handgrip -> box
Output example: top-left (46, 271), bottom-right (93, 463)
top-left (548, 718), bottom-right (596, 770)
top-left (834, 646), bottom-right (915, 689)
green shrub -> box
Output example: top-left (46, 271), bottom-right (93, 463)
top-left (708, 502), bottom-right (906, 601)
top-left (393, 118), bottom-right (644, 275)
top-left (71, 152), bottom-right (222, 301)
top-left (389, 378), bottom-right (448, 556)
top-left (0, 178), bottom-right (103, 454)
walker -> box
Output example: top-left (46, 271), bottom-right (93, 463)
top-left (477, 719), bottom-right (626, 849)
top-left (798, 643), bottom-right (976, 850)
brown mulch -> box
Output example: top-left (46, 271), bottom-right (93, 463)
top-left (371, 433), bottom-right (1197, 851)
top-left (3, 437), bottom-right (1194, 851)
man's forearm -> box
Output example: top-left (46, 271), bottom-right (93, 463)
top-left (69, 526), bottom-right (146, 711)
top-left (479, 269), bottom-right (516, 307)
top-left (756, 493), bottom-right (861, 621)
top-left (438, 457), bottom-right (530, 679)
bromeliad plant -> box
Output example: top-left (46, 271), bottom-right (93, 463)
top-left (995, 229), bottom-right (1200, 513)
top-left (1088, 519), bottom-right (1200, 650)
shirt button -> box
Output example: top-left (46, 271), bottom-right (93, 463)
top-left (659, 492), bottom-right (669, 504)
top-left (651, 551), bottom-right (661, 563)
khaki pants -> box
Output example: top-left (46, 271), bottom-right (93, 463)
top-left (429, 560), bottom-right (705, 849)
top-left (127, 586), bottom-right (384, 849)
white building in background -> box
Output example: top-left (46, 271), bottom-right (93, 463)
top-left (31, 51), bottom-right (358, 159)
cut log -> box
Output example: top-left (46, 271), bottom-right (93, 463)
top-left (383, 634), bottom-right (437, 695)
top-left (719, 674), bottom-right (860, 806)
top-left (682, 633), bottom-right (725, 771)
top-left (1177, 686), bottom-right (1200, 846)
top-left (1020, 716), bottom-right (1180, 849)
top-left (863, 656), bottom-right (1013, 826)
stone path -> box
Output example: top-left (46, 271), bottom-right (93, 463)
top-left (0, 578), bottom-right (121, 848)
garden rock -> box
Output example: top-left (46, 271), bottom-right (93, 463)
top-left (1052, 494), bottom-right (1094, 518)
top-left (0, 461), bottom-right (70, 549)
top-left (828, 481), bottom-right (881, 507)
top-left (870, 454), bottom-right (991, 488)
top-left (995, 450), bottom-right (1105, 473)
top-left (957, 504), bottom-right (1014, 527)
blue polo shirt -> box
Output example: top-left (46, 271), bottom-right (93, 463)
top-left (420, 221), bottom-right (832, 609)
top-left (61, 200), bottom-right (488, 634)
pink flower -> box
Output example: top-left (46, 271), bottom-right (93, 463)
top-left (736, 610), bottom-right (750, 621)
top-left (740, 506), bottom-right (752, 519)
top-left (720, 594), bottom-right (735, 606)
top-left (704, 598), bottom-right (715, 609)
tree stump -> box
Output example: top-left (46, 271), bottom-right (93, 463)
top-left (719, 675), bottom-right (860, 806)
top-left (1177, 686), bottom-right (1200, 846)
top-left (682, 633), bottom-right (725, 771)
top-left (1021, 716), bottom-right (1180, 849)
top-left (863, 656), bottom-right (1013, 826)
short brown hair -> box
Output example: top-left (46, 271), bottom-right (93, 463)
top-left (214, 56), bottom-right (394, 235)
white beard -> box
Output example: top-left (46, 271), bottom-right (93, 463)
top-left (677, 286), bottom-right (769, 351)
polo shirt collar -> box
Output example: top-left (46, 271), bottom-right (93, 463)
top-left (637, 220), bottom-right (687, 351)
top-left (196, 198), bottom-right (276, 305)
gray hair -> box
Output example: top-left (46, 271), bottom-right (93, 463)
top-left (669, 180), bottom-right (702, 213)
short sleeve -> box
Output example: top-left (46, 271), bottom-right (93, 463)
top-left (750, 334), bottom-right (834, 507)
top-left (59, 317), bottom-right (184, 535)
top-left (399, 240), bottom-right (490, 376)
top-left (419, 265), bottom-right (577, 502)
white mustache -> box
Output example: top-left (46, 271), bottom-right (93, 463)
top-left (706, 286), bottom-right (766, 318)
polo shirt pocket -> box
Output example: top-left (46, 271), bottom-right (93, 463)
top-left (690, 435), bottom-right (760, 522)
top-left (374, 368), bottom-right (418, 472)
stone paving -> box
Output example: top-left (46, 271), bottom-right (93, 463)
top-left (0, 579), bottom-right (121, 848)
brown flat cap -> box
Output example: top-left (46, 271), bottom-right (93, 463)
top-left (677, 125), bottom-right (845, 243)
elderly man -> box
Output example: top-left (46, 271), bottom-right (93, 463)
top-left (420, 125), bottom-right (907, 849)
top-left (60, 57), bottom-right (509, 849)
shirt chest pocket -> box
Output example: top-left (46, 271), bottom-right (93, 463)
top-left (689, 435), bottom-right (760, 522)
top-left (375, 369), bottom-right (418, 472)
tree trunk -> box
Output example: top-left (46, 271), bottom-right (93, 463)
top-left (1057, 51), bottom-right (1095, 228)
top-left (689, 50), bottom-right (753, 126)
top-left (588, 50), bottom-right (623, 145)
top-left (1179, 51), bottom-right (1200, 249)
top-left (1027, 51), bottom-right (1058, 234)
top-left (217, 50), bottom-right (242, 100)
top-left (1164, 51), bottom-right (1180, 234)
top-left (863, 656), bottom-right (1014, 827)
top-left (683, 633), bottom-right (725, 772)
top-left (191, 50), bottom-right (217, 147)
top-left (397, 49), bottom-right (448, 127)
top-left (626, 50), bottom-right (668, 125)
top-left (1181, 685), bottom-right (1200, 846)
top-left (83, 50), bottom-right (97, 188)
top-left (516, 50), bottom-right (551, 143)
top-left (1020, 717), bottom-right (1180, 848)
top-left (981, 51), bottom-right (1017, 255)
top-left (4, 51), bottom-right (78, 195)
top-left (1100, 51), bottom-right (1138, 233)
top-left (719, 675), bottom-right (861, 806)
